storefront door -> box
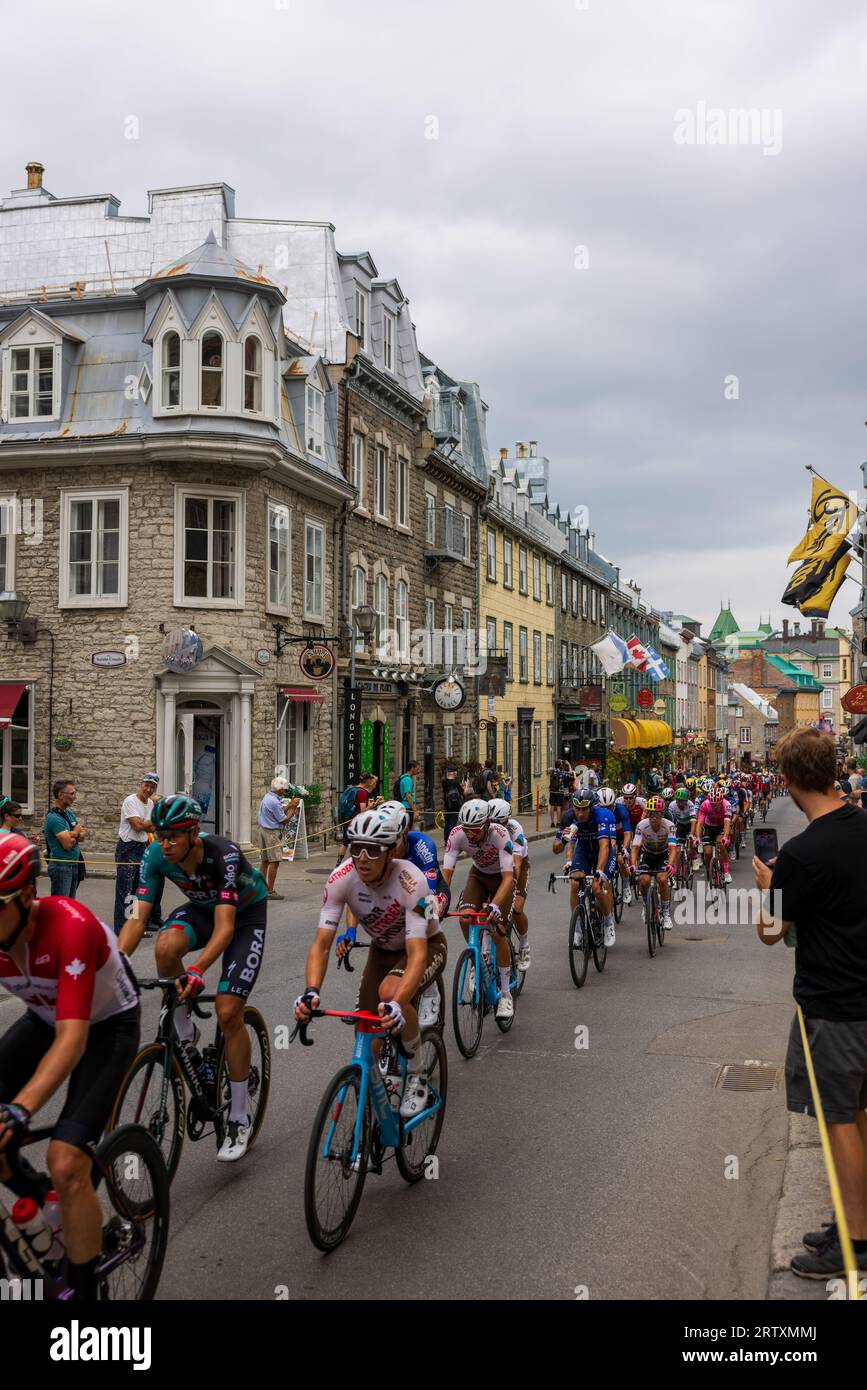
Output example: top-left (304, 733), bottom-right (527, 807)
top-left (176, 705), bottom-right (222, 835)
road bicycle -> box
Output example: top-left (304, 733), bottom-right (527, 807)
top-left (110, 978), bottom-right (271, 1184)
top-left (702, 839), bottom-right (728, 900)
top-left (450, 909), bottom-right (521, 1057)
top-left (549, 870), bottom-right (607, 989)
top-left (292, 1007), bottom-right (447, 1251)
top-left (0, 1123), bottom-right (169, 1300)
top-left (611, 854), bottom-right (626, 921)
top-left (639, 870), bottom-right (669, 957)
top-left (672, 837), bottom-right (695, 894)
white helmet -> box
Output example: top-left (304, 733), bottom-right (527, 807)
top-left (622, 783), bottom-right (637, 797)
top-left (459, 798), bottom-right (490, 828)
top-left (347, 805), bottom-right (405, 846)
top-left (597, 786), bottom-right (615, 807)
top-left (487, 797), bottom-right (511, 824)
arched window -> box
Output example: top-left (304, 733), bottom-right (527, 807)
top-left (374, 574), bottom-right (388, 656)
top-left (244, 336), bottom-right (262, 412)
top-left (395, 579), bottom-right (408, 658)
top-left (162, 332), bottom-right (181, 409)
top-left (201, 331), bottom-right (224, 408)
top-left (351, 566), bottom-right (366, 652)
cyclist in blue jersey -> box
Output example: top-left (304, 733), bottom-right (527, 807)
top-left (119, 795), bottom-right (268, 1162)
top-left (599, 786), bottom-right (633, 905)
top-left (554, 790), bottom-right (618, 947)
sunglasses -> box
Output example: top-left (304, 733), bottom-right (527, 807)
top-left (156, 829), bottom-right (196, 846)
top-left (349, 843), bottom-right (388, 861)
top-left (0, 888), bottom-right (23, 906)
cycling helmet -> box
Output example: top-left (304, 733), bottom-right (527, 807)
top-left (0, 833), bottom-right (41, 899)
top-left (685, 776), bottom-right (696, 789)
top-left (708, 786), bottom-right (724, 803)
top-left (0, 796), bottom-right (9, 816)
top-left (375, 800), bottom-right (411, 838)
top-left (646, 795), bottom-right (665, 814)
top-left (348, 805), bottom-right (404, 846)
top-left (674, 786), bottom-right (689, 801)
top-left (662, 786), bottom-right (673, 800)
top-left (572, 789), bottom-right (597, 809)
top-left (597, 786), bottom-right (616, 807)
top-left (152, 795), bottom-right (202, 833)
top-left (622, 783), bottom-right (637, 797)
top-left (486, 797), bottom-right (511, 825)
top-left (459, 798), bottom-right (490, 828)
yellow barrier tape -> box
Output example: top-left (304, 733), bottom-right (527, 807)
top-left (796, 1002), bottom-right (861, 1299)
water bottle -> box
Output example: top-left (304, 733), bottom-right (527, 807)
top-left (10, 1198), bottom-right (54, 1260)
top-left (200, 1045), bottom-right (219, 1092)
top-left (43, 1190), bottom-right (64, 1264)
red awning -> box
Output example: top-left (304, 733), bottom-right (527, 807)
top-left (0, 683), bottom-right (26, 726)
top-left (281, 685), bottom-right (325, 704)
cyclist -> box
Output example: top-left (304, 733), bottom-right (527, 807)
top-left (119, 795), bottom-right (268, 1163)
top-left (443, 800), bottom-right (517, 1019)
top-left (696, 785), bottom-right (733, 884)
top-left (0, 834), bottom-right (140, 1301)
top-left (602, 786), bottom-right (633, 905)
top-left (295, 804), bottom-right (447, 1117)
top-left (381, 801), bottom-right (450, 1025)
top-left (487, 797), bottom-right (531, 972)
top-left (667, 785), bottom-right (699, 876)
top-left (555, 789), bottom-right (617, 948)
top-left (630, 795), bottom-right (678, 931)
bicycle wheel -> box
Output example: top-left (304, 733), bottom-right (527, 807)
top-left (612, 870), bottom-right (624, 923)
top-left (452, 948), bottom-right (484, 1058)
top-left (110, 1043), bottom-right (186, 1185)
top-left (95, 1125), bottom-right (170, 1301)
top-left (216, 1005), bottom-right (272, 1153)
top-left (656, 886), bottom-right (667, 948)
top-left (396, 1027), bottom-right (448, 1183)
top-left (509, 922), bottom-right (527, 999)
top-left (645, 890), bottom-right (657, 958)
top-left (303, 1065), bottom-right (370, 1252)
top-left (591, 903), bottom-right (607, 973)
top-left (568, 900), bottom-right (591, 988)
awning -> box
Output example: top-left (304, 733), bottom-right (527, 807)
top-left (0, 683), bottom-right (26, 726)
top-left (281, 685), bottom-right (325, 704)
top-left (611, 717), bottom-right (673, 750)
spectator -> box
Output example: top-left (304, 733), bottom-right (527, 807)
top-left (549, 763), bottom-right (563, 827)
top-left (335, 772), bottom-right (381, 863)
top-left (114, 774), bottom-right (159, 933)
top-left (43, 779), bottom-right (85, 899)
top-left (753, 727), bottom-right (867, 1278)
top-left (256, 776), bottom-right (299, 899)
top-left (442, 765), bottom-right (464, 841)
top-left (0, 798), bottom-right (39, 842)
top-left (846, 759), bottom-right (865, 809)
top-left (397, 760), bottom-right (421, 828)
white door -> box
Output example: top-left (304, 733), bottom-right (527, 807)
top-left (176, 712), bottom-right (195, 796)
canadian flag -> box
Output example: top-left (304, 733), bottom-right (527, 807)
top-left (626, 635), bottom-right (650, 670)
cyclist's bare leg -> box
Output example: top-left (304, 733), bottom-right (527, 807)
top-left (215, 994), bottom-right (251, 1081)
top-left (46, 1139), bottom-right (101, 1265)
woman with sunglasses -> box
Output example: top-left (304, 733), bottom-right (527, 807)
top-left (294, 803), bottom-right (447, 1120)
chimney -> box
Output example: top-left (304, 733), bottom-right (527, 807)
top-left (782, 618), bottom-right (788, 639)
top-left (794, 622), bottom-right (800, 636)
top-left (499, 447), bottom-right (508, 461)
top-left (529, 440), bottom-right (537, 457)
top-left (516, 442), bottom-right (526, 458)
top-left (26, 161), bottom-right (44, 189)
top-left (751, 650), bottom-right (765, 689)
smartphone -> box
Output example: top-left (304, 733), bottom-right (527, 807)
top-left (753, 827), bottom-right (778, 866)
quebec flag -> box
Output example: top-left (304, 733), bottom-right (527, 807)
top-left (644, 645), bottom-right (670, 682)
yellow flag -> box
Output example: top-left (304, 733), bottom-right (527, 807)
top-left (782, 476), bottom-right (857, 619)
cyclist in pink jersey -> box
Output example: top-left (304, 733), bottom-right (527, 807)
top-left (697, 787), bottom-right (733, 884)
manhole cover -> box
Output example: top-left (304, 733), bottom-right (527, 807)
top-left (715, 1063), bottom-right (780, 1092)
top-left (305, 867), bottom-right (333, 876)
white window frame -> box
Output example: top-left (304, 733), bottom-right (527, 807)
top-left (462, 724), bottom-right (470, 763)
top-left (395, 579), bottom-right (409, 659)
top-left (383, 310), bottom-right (395, 372)
top-left (821, 688), bottom-right (834, 710)
top-left (504, 623), bottom-right (513, 681)
top-left (351, 433), bottom-right (366, 509)
top-left (375, 446), bottom-right (389, 520)
top-left (533, 630), bottom-right (542, 684)
top-left (560, 641), bottom-right (568, 680)
top-left (306, 384), bottom-right (325, 457)
top-left (396, 456), bottom-right (409, 529)
top-left (0, 496), bottom-right (16, 593)
top-left (266, 499), bottom-right (290, 615)
top-left (533, 554), bottom-right (541, 601)
top-left (504, 538), bottom-right (513, 588)
top-left (519, 546), bottom-right (528, 595)
top-left (5, 342), bottom-right (60, 423)
top-left (304, 518), bottom-right (325, 621)
top-left (591, 588), bottom-right (598, 623)
top-left (547, 720), bottom-right (554, 772)
top-left (486, 617), bottom-right (496, 656)
top-left (821, 663), bottom-right (833, 679)
top-left (519, 627), bottom-right (528, 683)
top-left (582, 582), bottom-right (589, 620)
top-left (546, 636), bottom-right (555, 685)
top-left (425, 493), bottom-right (436, 545)
top-left (0, 680), bottom-right (34, 814)
top-left (352, 566), bottom-right (367, 653)
top-left (60, 487), bottom-right (129, 609)
top-left (173, 486), bottom-right (245, 610)
top-left (159, 331), bottom-right (182, 412)
top-left (242, 334), bottom-right (263, 415)
top-left (487, 528), bottom-right (497, 581)
top-left (571, 577), bottom-right (579, 617)
top-left (462, 513), bottom-right (470, 562)
top-left (533, 721), bottom-right (542, 778)
top-left (600, 593), bottom-right (606, 626)
top-left (355, 288), bottom-right (369, 350)
top-left (375, 574), bottom-right (389, 657)
top-left (561, 572), bottom-right (568, 612)
top-left (546, 560), bottom-right (554, 605)
top-left (199, 329), bottom-right (225, 412)
top-left (740, 726), bottom-right (752, 745)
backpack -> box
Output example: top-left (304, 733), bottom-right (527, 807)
top-left (393, 775), bottom-right (405, 801)
top-left (444, 783), bottom-right (463, 812)
top-left (338, 785), bottom-right (359, 822)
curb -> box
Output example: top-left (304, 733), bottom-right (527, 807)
top-left (768, 1113), bottom-right (833, 1301)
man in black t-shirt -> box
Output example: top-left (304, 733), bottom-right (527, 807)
top-left (753, 727), bottom-right (867, 1280)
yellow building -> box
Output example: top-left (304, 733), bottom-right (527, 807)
top-left (480, 461), bottom-right (558, 817)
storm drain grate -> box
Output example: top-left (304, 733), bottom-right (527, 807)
top-left (715, 1063), bottom-right (781, 1092)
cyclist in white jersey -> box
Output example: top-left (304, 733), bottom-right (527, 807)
top-left (487, 798), bottom-right (531, 972)
top-left (294, 804), bottom-right (446, 1118)
top-left (442, 800), bottom-right (516, 1019)
top-left (630, 796), bottom-right (679, 931)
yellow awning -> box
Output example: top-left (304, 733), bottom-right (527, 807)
top-left (611, 718), bottom-right (673, 750)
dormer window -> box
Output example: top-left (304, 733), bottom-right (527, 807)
top-left (161, 332), bottom-right (181, 409)
top-left (383, 310), bottom-right (394, 372)
top-left (306, 384), bottom-right (324, 456)
top-left (10, 345), bottom-right (55, 419)
top-left (244, 336), bottom-right (262, 412)
top-left (201, 331), bottom-right (224, 408)
top-left (355, 289), bottom-right (368, 350)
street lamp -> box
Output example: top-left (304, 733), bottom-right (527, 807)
top-left (0, 590), bottom-right (37, 642)
top-left (349, 604), bottom-right (379, 686)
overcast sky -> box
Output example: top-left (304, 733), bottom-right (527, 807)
top-left (5, 0), bottom-right (867, 635)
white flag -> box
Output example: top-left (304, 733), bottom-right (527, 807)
top-left (591, 629), bottom-right (630, 677)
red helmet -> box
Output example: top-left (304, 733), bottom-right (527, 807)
top-left (708, 786), bottom-right (724, 804)
top-left (0, 833), bottom-right (41, 899)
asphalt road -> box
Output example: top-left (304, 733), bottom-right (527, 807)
top-left (5, 797), bottom-right (804, 1300)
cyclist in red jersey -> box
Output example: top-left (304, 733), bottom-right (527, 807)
top-left (0, 834), bottom-right (140, 1300)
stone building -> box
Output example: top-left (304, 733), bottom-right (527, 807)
top-left (730, 682), bottom-right (778, 766)
top-left (0, 167), bottom-right (353, 850)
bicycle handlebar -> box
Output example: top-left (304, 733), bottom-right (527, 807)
top-left (135, 976), bottom-right (213, 1017)
top-left (337, 941), bottom-right (369, 973)
top-left (290, 1007), bottom-right (398, 1049)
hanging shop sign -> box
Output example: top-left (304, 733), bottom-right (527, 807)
top-left (299, 642), bottom-right (335, 681)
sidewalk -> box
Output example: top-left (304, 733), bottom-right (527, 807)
top-left (768, 1114), bottom-right (836, 1301)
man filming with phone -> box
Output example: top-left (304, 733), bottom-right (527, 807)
top-left (753, 727), bottom-right (867, 1280)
